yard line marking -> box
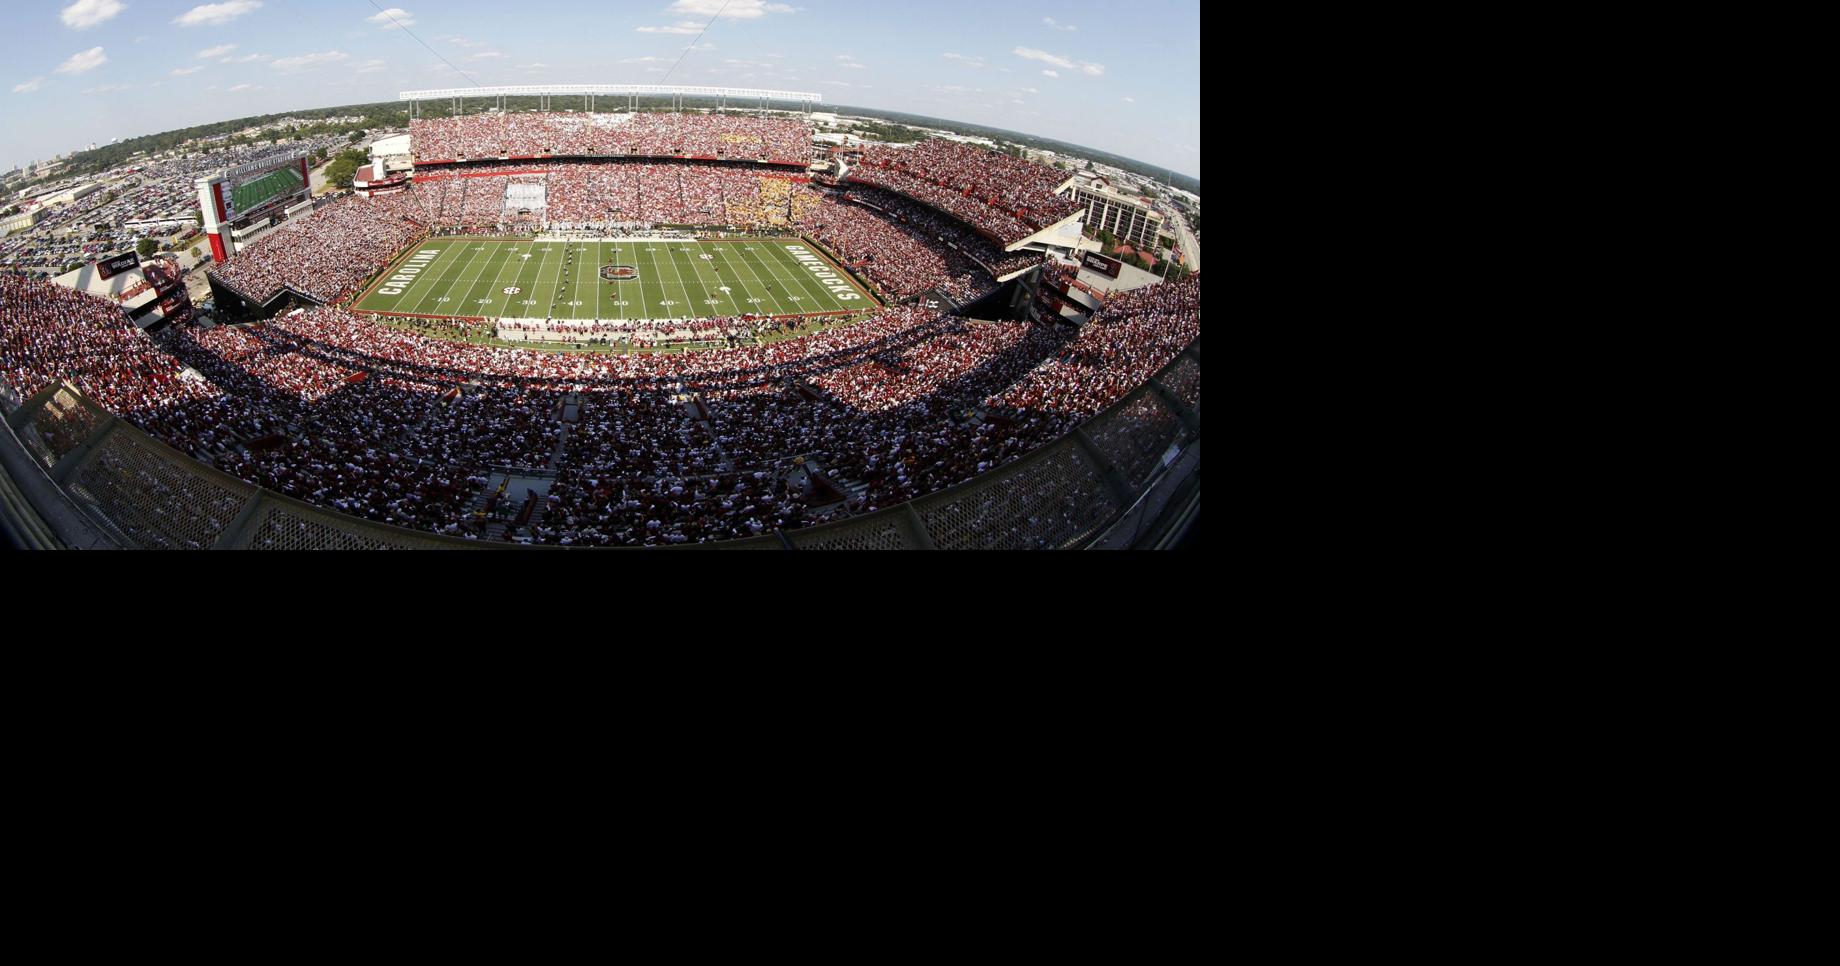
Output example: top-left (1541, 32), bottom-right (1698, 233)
top-left (449, 240), bottom-right (511, 318)
top-left (406, 240), bottom-right (486, 316)
top-left (472, 242), bottom-right (531, 320)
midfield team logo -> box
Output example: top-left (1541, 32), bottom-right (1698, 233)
top-left (600, 264), bottom-right (640, 282)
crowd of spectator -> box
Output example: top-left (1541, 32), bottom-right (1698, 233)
top-left (209, 192), bottom-right (427, 304)
top-left (1, 275), bottom-right (219, 442)
top-left (418, 162), bottom-right (824, 232)
top-left (992, 275), bottom-right (1201, 425)
top-left (803, 193), bottom-right (986, 301)
top-left (411, 112), bottom-right (813, 164)
top-left (845, 139), bottom-right (1080, 245)
top-left (5, 265), bottom-right (1198, 545)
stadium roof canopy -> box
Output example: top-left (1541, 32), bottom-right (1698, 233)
top-left (399, 85), bottom-right (821, 103)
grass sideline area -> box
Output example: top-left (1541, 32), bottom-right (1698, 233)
top-left (353, 236), bottom-right (875, 323)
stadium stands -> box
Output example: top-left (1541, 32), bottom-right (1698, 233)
top-left (4, 263), bottom-right (1198, 544)
top-left (845, 139), bottom-right (1081, 245)
top-left (209, 192), bottom-right (427, 304)
top-left (410, 112), bottom-right (813, 164)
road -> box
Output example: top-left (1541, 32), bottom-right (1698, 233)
top-left (1168, 210), bottom-right (1201, 272)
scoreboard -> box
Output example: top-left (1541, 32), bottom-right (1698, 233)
top-left (195, 150), bottom-right (312, 262)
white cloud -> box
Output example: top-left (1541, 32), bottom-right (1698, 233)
top-left (198, 44), bottom-right (237, 59)
top-left (227, 83), bottom-right (268, 91)
top-left (1013, 47), bottom-right (1072, 69)
top-left (1043, 17), bottom-right (1077, 31)
top-left (442, 35), bottom-right (485, 48)
top-left (61, 0), bottom-right (125, 30)
top-left (174, 1), bottom-right (262, 27)
top-left (1040, 69), bottom-right (1059, 77)
top-left (667, 0), bottom-right (793, 18)
top-left (622, 56), bottom-right (669, 64)
top-left (222, 53), bottom-right (268, 63)
top-left (470, 51), bottom-right (506, 60)
top-left (56, 47), bottom-right (108, 74)
top-left (355, 59), bottom-right (388, 73)
top-left (84, 82), bottom-right (133, 93)
top-left (1122, 96), bottom-right (1136, 104)
top-left (13, 76), bottom-right (47, 93)
top-left (367, 8), bottom-right (415, 29)
top-left (271, 50), bottom-right (348, 72)
top-left (638, 22), bottom-right (703, 34)
top-left (171, 65), bottom-right (205, 76)
top-left (1014, 46), bottom-right (1103, 76)
top-left (683, 42), bottom-right (714, 51)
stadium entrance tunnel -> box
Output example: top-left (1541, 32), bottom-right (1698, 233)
top-left (205, 273), bottom-right (322, 323)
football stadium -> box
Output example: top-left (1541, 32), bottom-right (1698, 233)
top-left (1, 2), bottom-right (1200, 550)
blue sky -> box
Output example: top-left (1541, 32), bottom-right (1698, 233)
top-left (2, 1), bottom-right (1200, 179)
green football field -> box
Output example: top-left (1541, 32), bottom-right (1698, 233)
top-left (353, 237), bottom-right (875, 321)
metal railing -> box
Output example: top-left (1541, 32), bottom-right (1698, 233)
top-left (3, 341), bottom-right (1197, 549)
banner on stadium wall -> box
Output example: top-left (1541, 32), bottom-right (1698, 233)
top-left (95, 251), bottom-right (141, 280)
top-left (1080, 252), bottom-right (1123, 279)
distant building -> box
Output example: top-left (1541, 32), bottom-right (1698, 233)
top-left (1060, 175), bottom-right (1166, 250)
top-left (1, 209), bottom-right (43, 236)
